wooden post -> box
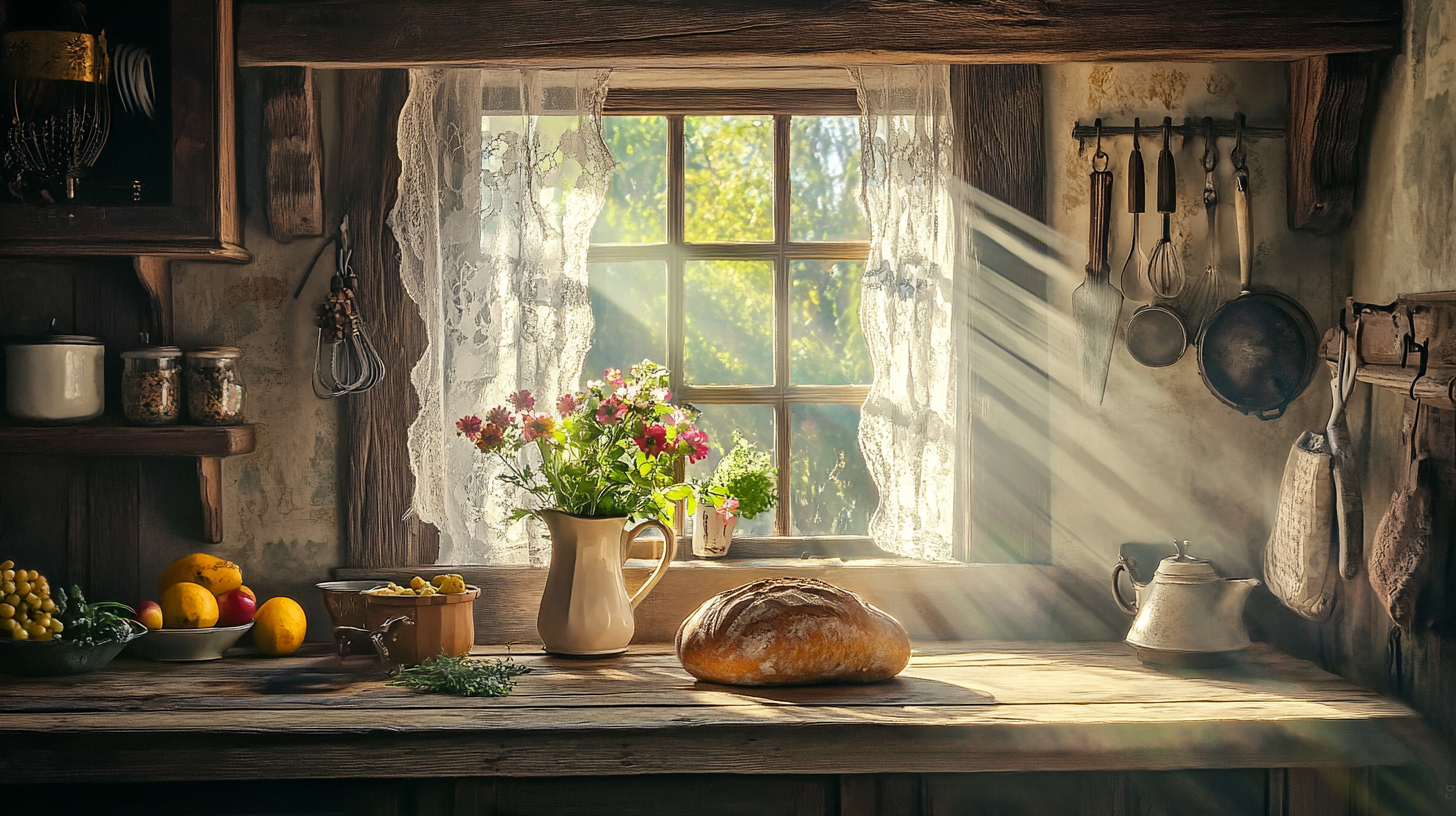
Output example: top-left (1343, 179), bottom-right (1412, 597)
top-left (257, 66), bottom-right (326, 242)
top-left (1287, 54), bottom-right (1375, 234)
top-left (950, 65), bottom-right (1049, 564)
top-left (339, 70), bottom-right (439, 568)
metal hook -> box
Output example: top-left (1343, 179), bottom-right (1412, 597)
top-left (1230, 113), bottom-right (1248, 173)
top-left (1201, 117), bottom-right (1218, 173)
top-left (1092, 118), bottom-right (1109, 172)
top-left (1401, 328), bottom-right (1429, 401)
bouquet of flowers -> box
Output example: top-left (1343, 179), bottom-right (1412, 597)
top-left (457, 360), bottom-right (706, 524)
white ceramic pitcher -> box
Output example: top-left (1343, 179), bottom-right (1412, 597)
top-left (537, 510), bottom-right (676, 656)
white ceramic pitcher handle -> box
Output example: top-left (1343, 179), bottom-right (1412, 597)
top-left (623, 518), bottom-right (676, 610)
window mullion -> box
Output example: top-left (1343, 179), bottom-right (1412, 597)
top-left (773, 114), bottom-right (792, 537)
top-left (668, 115), bottom-right (687, 533)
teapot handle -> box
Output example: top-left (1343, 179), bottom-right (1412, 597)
top-left (1111, 557), bottom-right (1139, 616)
top-left (622, 518), bottom-right (677, 611)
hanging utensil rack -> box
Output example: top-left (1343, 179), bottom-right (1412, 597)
top-left (1319, 293), bottom-right (1456, 410)
top-left (1071, 116), bottom-right (1284, 150)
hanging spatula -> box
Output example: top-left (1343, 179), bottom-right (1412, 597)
top-left (1074, 122), bottom-right (1121, 405)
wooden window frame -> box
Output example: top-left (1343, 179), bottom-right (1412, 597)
top-left (596, 89), bottom-right (880, 558)
top-left (343, 67), bottom-right (1047, 570)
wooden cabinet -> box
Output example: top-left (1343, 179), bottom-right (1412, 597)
top-left (0, 770), bottom-right (1421, 816)
top-left (0, 0), bottom-right (244, 261)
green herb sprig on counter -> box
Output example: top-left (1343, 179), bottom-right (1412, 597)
top-left (387, 654), bottom-right (531, 697)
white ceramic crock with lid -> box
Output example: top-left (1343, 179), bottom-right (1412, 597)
top-left (3, 333), bottom-right (105, 423)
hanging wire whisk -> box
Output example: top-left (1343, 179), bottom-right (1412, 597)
top-left (1181, 117), bottom-right (1225, 340)
top-left (1146, 117), bottom-right (1184, 299)
top-left (295, 216), bottom-right (386, 399)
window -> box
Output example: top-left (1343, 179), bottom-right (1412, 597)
top-left (584, 90), bottom-right (883, 556)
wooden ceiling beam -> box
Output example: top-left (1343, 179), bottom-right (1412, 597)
top-left (237, 0), bottom-right (1400, 69)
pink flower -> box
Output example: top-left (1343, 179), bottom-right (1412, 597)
top-left (455, 415), bottom-right (483, 441)
top-left (556, 393), bottom-right (581, 416)
top-left (633, 424), bottom-right (670, 457)
top-left (680, 428), bottom-right (709, 463)
top-left (523, 413), bottom-right (556, 443)
top-left (715, 497), bottom-right (740, 519)
top-left (595, 398), bottom-right (627, 424)
top-left (475, 423), bottom-right (506, 452)
top-left (651, 387), bottom-right (671, 403)
top-left (663, 410), bottom-right (689, 426)
top-left (485, 406), bottom-right (513, 426)
top-left (507, 390), bottom-right (535, 411)
top-left (603, 368), bottom-right (625, 388)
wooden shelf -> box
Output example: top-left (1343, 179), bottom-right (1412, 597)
top-left (0, 423), bottom-right (255, 457)
top-left (0, 422), bottom-right (256, 543)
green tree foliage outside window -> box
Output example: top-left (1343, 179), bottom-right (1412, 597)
top-left (585, 112), bottom-right (877, 537)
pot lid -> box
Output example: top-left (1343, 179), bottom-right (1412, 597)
top-left (3, 333), bottom-right (102, 346)
top-left (122, 345), bottom-right (182, 359)
top-left (1153, 540), bottom-right (1222, 584)
top-left (185, 345), bottom-right (244, 359)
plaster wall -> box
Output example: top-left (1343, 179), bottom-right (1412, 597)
top-left (1041, 63), bottom-right (1343, 585)
top-left (140, 72), bottom-right (345, 635)
top-left (1323, 0), bottom-right (1456, 717)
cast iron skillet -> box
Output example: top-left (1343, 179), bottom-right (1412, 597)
top-left (1196, 165), bottom-right (1317, 420)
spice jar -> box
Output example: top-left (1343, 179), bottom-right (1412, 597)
top-left (3, 333), bottom-right (105, 424)
top-left (184, 346), bottom-right (246, 425)
top-left (121, 345), bottom-right (183, 425)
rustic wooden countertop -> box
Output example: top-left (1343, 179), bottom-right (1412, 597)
top-left (0, 642), bottom-right (1431, 783)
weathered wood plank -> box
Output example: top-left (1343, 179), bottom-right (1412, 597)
top-left (1286, 55), bottom-right (1375, 234)
top-left (236, 0), bottom-right (1402, 68)
top-left (0, 643), bottom-right (1404, 712)
top-left (257, 66), bottom-right (326, 242)
top-left (0, 425), bottom-right (256, 457)
top-left (338, 69), bottom-right (440, 568)
top-left (3, 712), bottom-right (1421, 782)
top-left (0, 642), bottom-right (1431, 783)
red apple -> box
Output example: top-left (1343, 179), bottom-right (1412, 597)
top-left (216, 588), bottom-right (257, 627)
top-left (135, 600), bottom-right (164, 630)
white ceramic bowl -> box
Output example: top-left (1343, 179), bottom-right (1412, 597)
top-left (125, 623), bottom-right (253, 662)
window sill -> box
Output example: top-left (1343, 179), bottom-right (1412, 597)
top-left (335, 561), bottom-right (1123, 645)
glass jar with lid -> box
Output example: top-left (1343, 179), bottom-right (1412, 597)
top-left (184, 346), bottom-right (246, 425)
top-left (121, 344), bottom-right (183, 425)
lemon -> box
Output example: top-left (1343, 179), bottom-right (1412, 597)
top-left (253, 597), bottom-right (307, 656)
top-left (161, 582), bottom-right (220, 629)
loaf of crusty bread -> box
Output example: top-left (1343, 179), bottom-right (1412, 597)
top-left (675, 577), bottom-right (911, 686)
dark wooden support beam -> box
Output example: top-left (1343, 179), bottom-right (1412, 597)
top-left (1287, 55), bottom-right (1376, 234)
top-left (257, 67), bottom-right (326, 242)
top-left (197, 456), bottom-right (224, 543)
top-left (133, 256), bottom-right (173, 345)
top-left (238, 0), bottom-right (1400, 69)
top-left (340, 70), bottom-right (439, 568)
top-left (950, 65), bottom-right (1050, 565)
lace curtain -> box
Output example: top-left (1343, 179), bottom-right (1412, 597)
top-left (851, 66), bottom-right (962, 562)
top-left (391, 68), bottom-right (614, 565)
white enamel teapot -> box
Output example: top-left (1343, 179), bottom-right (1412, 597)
top-left (1112, 540), bottom-right (1260, 666)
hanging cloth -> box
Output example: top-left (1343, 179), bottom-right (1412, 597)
top-left (1369, 399), bottom-right (1433, 631)
top-left (391, 68), bottom-right (614, 565)
top-left (850, 66), bottom-right (961, 562)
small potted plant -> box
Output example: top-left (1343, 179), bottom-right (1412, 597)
top-left (694, 432), bottom-right (778, 557)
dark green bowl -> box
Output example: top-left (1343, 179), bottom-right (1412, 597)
top-left (0, 620), bottom-right (147, 676)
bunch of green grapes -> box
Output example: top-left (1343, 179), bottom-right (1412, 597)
top-left (0, 560), bottom-right (63, 641)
